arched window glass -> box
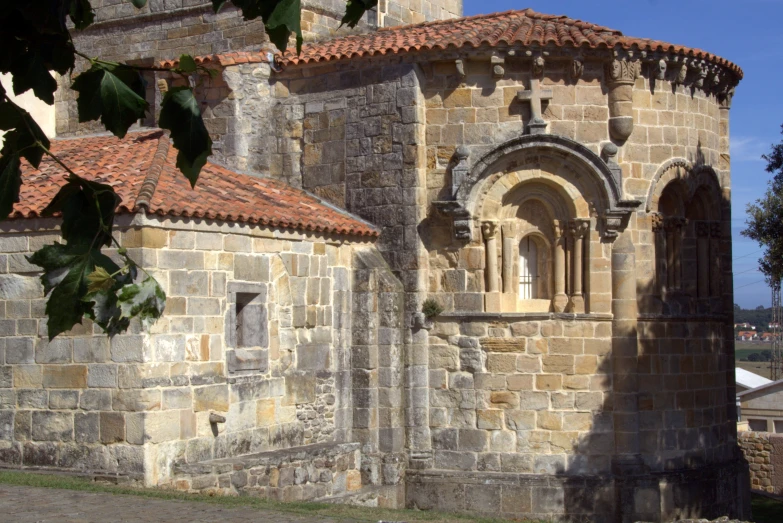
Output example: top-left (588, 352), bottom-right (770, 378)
top-left (519, 235), bottom-right (539, 299)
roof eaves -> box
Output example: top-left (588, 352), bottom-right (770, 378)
top-left (737, 378), bottom-right (783, 397)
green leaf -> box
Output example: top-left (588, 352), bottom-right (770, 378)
top-left (28, 243), bottom-right (122, 340)
top-left (265, 0), bottom-right (302, 54)
top-left (158, 87), bottom-right (212, 186)
top-left (69, 0), bottom-right (95, 30)
top-left (341, 0), bottom-right (377, 28)
top-left (0, 106), bottom-right (50, 169)
top-left (11, 51), bottom-right (58, 105)
top-left (177, 54), bottom-right (198, 74)
top-left (71, 63), bottom-right (149, 138)
top-left (86, 266), bottom-right (115, 294)
top-left (117, 277), bottom-right (166, 330)
top-left (131, 0), bottom-right (148, 8)
top-left (42, 175), bottom-right (120, 248)
top-left (0, 154), bottom-right (21, 220)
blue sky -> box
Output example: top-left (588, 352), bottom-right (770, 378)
top-left (463, 0), bottom-right (783, 308)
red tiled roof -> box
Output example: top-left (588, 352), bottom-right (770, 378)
top-left (11, 130), bottom-right (379, 238)
top-left (283, 9), bottom-right (742, 76)
top-left (159, 9), bottom-right (741, 78)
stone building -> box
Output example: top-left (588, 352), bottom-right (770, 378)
top-left (0, 2), bottom-right (749, 522)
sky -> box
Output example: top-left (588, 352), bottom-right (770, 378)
top-left (462, 0), bottom-right (783, 308)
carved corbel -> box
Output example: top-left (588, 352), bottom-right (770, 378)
top-left (675, 59), bottom-right (688, 85)
top-left (433, 200), bottom-right (472, 241)
top-left (694, 62), bottom-right (708, 89)
top-left (532, 54), bottom-right (545, 77)
top-left (601, 142), bottom-right (622, 189)
top-left (455, 59), bottom-right (466, 79)
top-left (654, 58), bottom-right (667, 81)
top-left (491, 55), bottom-right (505, 79)
top-left (570, 55), bottom-right (584, 82)
top-left (451, 145), bottom-right (469, 198)
top-left (604, 58), bottom-right (639, 142)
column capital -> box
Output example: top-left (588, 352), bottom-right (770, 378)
top-left (696, 220), bottom-right (710, 238)
top-left (664, 216), bottom-right (686, 232)
top-left (709, 221), bottom-right (722, 239)
top-left (569, 218), bottom-right (590, 238)
top-left (501, 222), bottom-right (517, 238)
top-left (481, 221), bottom-right (498, 240)
top-left (650, 212), bottom-right (665, 232)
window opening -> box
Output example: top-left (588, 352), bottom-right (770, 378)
top-left (519, 236), bottom-right (538, 299)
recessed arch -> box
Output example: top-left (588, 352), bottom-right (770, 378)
top-left (458, 134), bottom-right (624, 216)
top-left (646, 159), bottom-right (723, 215)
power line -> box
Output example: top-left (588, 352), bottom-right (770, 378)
top-left (735, 267), bottom-right (762, 276)
top-left (733, 249), bottom-right (764, 261)
top-left (735, 279), bottom-right (768, 290)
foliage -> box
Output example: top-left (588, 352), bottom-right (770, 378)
top-left (422, 298), bottom-right (444, 319)
top-left (734, 304), bottom-right (773, 328)
top-left (0, 0), bottom-right (374, 338)
top-left (746, 351), bottom-right (773, 362)
top-left (743, 125), bottom-right (783, 285)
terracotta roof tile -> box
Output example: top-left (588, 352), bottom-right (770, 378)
top-left (11, 130), bottom-right (379, 238)
top-left (281, 9), bottom-right (742, 77)
top-left (160, 9), bottom-right (740, 77)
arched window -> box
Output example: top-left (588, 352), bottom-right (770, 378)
top-left (519, 235), bottom-right (539, 299)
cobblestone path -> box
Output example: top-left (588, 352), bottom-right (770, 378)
top-left (0, 484), bottom-right (366, 522)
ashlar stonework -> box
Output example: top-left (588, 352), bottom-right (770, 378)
top-left (1, 4), bottom-right (751, 523)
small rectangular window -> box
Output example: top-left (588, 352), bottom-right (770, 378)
top-left (236, 292), bottom-right (268, 348)
top-left (226, 284), bottom-right (269, 374)
top-left (748, 419), bottom-right (768, 432)
top-left (774, 420), bottom-right (783, 434)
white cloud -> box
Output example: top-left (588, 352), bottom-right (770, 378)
top-left (731, 136), bottom-right (768, 163)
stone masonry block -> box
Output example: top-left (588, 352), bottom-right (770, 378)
top-left (193, 385), bottom-right (229, 412)
top-left (35, 338), bottom-right (72, 363)
top-left (32, 411), bottom-right (73, 441)
top-left (42, 366), bottom-right (87, 389)
top-left (100, 412), bottom-right (125, 443)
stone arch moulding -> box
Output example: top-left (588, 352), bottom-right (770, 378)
top-left (645, 158), bottom-right (724, 214)
top-left (433, 134), bottom-right (642, 241)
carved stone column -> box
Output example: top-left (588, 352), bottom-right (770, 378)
top-left (664, 217), bottom-right (685, 291)
top-left (605, 59), bottom-right (639, 142)
top-left (482, 221), bottom-right (500, 293)
top-left (651, 213), bottom-right (666, 294)
top-left (553, 220), bottom-right (569, 312)
top-left (611, 230), bottom-right (646, 523)
top-left (501, 223), bottom-right (517, 294)
top-left (567, 219), bottom-right (590, 313)
top-left (709, 221), bottom-right (722, 298)
top-left (696, 221), bottom-right (710, 299)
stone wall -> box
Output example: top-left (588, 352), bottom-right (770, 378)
top-left (637, 318), bottom-right (735, 473)
top-left (172, 442), bottom-right (363, 500)
top-left (426, 315), bottom-right (613, 476)
top-left (0, 213), bottom-right (368, 485)
top-left (738, 431), bottom-right (783, 495)
top-left (378, 0), bottom-right (461, 27)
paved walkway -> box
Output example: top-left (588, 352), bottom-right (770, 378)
top-left (0, 484), bottom-right (367, 522)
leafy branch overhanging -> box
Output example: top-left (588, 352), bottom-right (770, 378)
top-left (0, 0), bottom-right (375, 339)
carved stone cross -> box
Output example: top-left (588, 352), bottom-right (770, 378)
top-left (517, 78), bottom-right (553, 135)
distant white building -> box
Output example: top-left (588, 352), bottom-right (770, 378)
top-left (737, 370), bottom-right (783, 433)
top-left (736, 368), bottom-right (772, 393)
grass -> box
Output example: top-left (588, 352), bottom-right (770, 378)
top-left (0, 470), bottom-right (546, 523)
top-left (752, 492), bottom-right (783, 523)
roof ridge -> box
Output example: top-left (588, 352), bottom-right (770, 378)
top-left (134, 132), bottom-right (170, 211)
